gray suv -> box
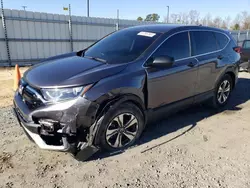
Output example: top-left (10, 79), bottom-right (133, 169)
top-left (13, 25), bottom-right (240, 159)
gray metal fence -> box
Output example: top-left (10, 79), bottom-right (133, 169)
top-left (231, 31), bottom-right (249, 46)
top-left (0, 9), bottom-right (156, 66)
top-left (0, 8), bottom-right (249, 67)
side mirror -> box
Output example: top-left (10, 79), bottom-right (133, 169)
top-left (151, 56), bottom-right (174, 68)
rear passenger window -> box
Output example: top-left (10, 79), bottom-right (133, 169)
top-left (214, 32), bottom-right (229, 49)
top-left (191, 31), bottom-right (217, 55)
top-left (153, 32), bottom-right (190, 60)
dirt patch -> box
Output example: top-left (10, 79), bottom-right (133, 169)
top-left (0, 152), bottom-right (13, 173)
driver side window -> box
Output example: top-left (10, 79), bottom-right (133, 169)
top-left (153, 32), bottom-right (190, 61)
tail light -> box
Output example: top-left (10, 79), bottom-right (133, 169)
top-left (233, 47), bottom-right (242, 53)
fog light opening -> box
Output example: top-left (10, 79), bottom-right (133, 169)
top-left (38, 119), bottom-right (58, 132)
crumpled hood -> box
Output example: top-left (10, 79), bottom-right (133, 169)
top-left (24, 52), bottom-right (128, 88)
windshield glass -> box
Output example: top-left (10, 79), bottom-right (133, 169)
top-left (84, 29), bottom-right (161, 64)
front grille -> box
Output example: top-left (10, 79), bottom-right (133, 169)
top-left (20, 84), bottom-right (44, 109)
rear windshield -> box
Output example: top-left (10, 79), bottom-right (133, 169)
top-left (84, 30), bottom-right (161, 64)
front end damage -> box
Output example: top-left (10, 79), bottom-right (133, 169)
top-left (13, 84), bottom-right (102, 160)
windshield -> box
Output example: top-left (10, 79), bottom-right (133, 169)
top-left (84, 30), bottom-right (161, 64)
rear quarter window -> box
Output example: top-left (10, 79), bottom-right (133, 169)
top-left (214, 32), bottom-right (229, 49)
top-left (191, 31), bottom-right (218, 56)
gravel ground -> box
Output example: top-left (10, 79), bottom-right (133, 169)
top-left (1, 72), bottom-right (250, 188)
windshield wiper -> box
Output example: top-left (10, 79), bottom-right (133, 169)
top-left (84, 56), bottom-right (106, 63)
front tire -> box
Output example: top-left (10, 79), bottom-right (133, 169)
top-left (211, 74), bottom-right (233, 108)
top-left (95, 102), bottom-right (145, 151)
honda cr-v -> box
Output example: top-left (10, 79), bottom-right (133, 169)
top-left (13, 25), bottom-right (240, 157)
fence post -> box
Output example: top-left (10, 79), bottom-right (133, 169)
top-left (68, 4), bottom-right (73, 52)
top-left (247, 30), bottom-right (249, 40)
top-left (1, 0), bottom-right (11, 66)
top-left (116, 9), bottom-right (119, 31)
top-left (237, 31), bottom-right (240, 45)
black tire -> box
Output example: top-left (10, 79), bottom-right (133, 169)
top-left (95, 102), bottom-right (145, 151)
top-left (211, 74), bottom-right (233, 108)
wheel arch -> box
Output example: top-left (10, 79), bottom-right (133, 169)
top-left (215, 67), bottom-right (236, 90)
top-left (225, 71), bottom-right (236, 89)
top-left (93, 94), bottom-right (146, 146)
top-left (95, 94), bottom-right (146, 122)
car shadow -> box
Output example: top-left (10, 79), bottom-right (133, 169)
top-left (86, 77), bottom-right (250, 161)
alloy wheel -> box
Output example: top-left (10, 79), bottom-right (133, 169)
top-left (217, 80), bottom-right (231, 104)
top-left (105, 113), bottom-right (138, 148)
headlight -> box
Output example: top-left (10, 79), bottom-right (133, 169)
top-left (41, 84), bottom-right (92, 102)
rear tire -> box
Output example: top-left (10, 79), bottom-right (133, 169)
top-left (95, 102), bottom-right (145, 152)
top-left (211, 74), bottom-right (233, 108)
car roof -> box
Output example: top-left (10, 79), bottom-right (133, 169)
top-left (126, 24), bottom-right (228, 34)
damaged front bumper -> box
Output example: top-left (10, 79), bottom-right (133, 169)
top-left (13, 106), bottom-right (71, 151)
top-left (13, 91), bottom-right (100, 156)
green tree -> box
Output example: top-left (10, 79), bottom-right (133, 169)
top-left (144, 13), bottom-right (160, 22)
top-left (137, 17), bottom-right (143, 21)
top-left (232, 23), bottom-right (240, 30)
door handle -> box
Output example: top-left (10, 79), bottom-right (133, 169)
top-left (217, 55), bottom-right (224, 60)
top-left (187, 62), bottom-right (197, 67)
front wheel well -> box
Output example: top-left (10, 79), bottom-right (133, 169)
top-left (95, 95), bottom-right (146, 122)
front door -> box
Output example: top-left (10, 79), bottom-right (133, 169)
top-left (145, 31), bottom-right (198, 109)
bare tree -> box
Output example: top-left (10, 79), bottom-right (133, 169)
top-left (232, 13), bottom-right (242, 30)
top-left (168, 13), bottom-right (178, 23)
top-left (241, 11), bottom-right (250, 30)
top-left (180, 12), bottom-right (189, 24)
top-left (200, 17), bottom-right (207, 26)
top-left (188, 10), bottom-right (199, 24)
top-left (213, 16), bottom-right (223, 28)
top-left (162, 9), bottom-right (250, 30)
top-left (224, 16), bottom-right (231, 28)
top-left (201, 13), bottom-right (212, 26)
top-left (221, 20), bottom-right (228, 29)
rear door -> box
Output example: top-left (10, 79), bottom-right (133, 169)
top-left (190, 31), bottom-right (228, 94)
top-left (145, 31), bottom-right (199, 109)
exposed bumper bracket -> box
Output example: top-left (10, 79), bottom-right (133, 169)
top-left (14, 107), bottom-right (70, 151)
top-left (21, 124), bottom-right (70, 151)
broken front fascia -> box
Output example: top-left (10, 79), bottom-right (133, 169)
top-left (13, 90), bottom-right (100, 153)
